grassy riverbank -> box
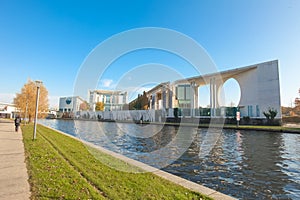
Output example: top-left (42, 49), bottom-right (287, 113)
top-left (22, 124), bottom-right (211, 200)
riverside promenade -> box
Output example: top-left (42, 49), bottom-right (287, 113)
top-left (0, 119), bottom-right (30, 200)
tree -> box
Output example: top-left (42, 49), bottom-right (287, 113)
top-left (95, 102), bottom-right (104, 111)
top-left (128, 91), bottom-right (148, 110)
top-left (295, 97), bottom-right (300, 107)
top-left (14, 80), bottom-right (49, 122)
top-left (79, 101), bottom-right (90, 111)
top-left (294, 88), bottom-right (300, 107)
top-left (141, 91), bottom-right (148, 110)
top-left (263, 108), bottom-right (278, 124)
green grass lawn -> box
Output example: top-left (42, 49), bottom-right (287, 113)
top-left (22, 124), bottom-right (211, 200)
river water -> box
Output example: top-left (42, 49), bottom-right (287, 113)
top-left (40, 119), bottom-right (300, 199)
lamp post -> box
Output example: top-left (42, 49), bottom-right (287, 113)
top-left (33, 80), bottom-right (42, 140)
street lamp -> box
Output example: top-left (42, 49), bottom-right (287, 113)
top-left (33, 80), bottom-right (42, 140)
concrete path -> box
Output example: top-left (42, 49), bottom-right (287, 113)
top-left (0, 119), bottom-right (30, 200)
top-left (283, 123), bottom-right (300, 128)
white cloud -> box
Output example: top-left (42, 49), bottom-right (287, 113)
top-left (48, 96), bottom-right (60, 109)
top-left (100, 79), bottom-right (114, 88)
top-left (0, 93), bottom-right (15, 104)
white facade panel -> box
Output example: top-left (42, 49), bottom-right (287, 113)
top-left (59, 96), bottom-right (84, 113)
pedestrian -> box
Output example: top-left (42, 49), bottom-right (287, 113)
top-left (14, 116), bottom-right (21, 132)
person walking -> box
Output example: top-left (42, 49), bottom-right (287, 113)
top-left (14, 116), bottom-right (21, 132)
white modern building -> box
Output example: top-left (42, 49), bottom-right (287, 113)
top-left (89, 90), bottom-right (128, 111)
top-left (146, 60), bottom-right (282, 120)
top-left (0, 102), bottom-right (18, 118)
top-left (60, 60), bottom-right (282, 124)
top-left (58, 96), bottom-right (85, 113)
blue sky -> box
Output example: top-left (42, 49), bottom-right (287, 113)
top-left (0, 0), bottom-right (299, 108)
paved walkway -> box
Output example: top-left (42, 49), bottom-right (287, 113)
top-left (0, 119), bottom-right (30, 200)
top-left (283, 123), bottom-right (300, 128)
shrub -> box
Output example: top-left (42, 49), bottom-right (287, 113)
top-left (263, 108), bottom-right (278, 125)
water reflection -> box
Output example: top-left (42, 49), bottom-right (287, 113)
top-left (281, 133), bottom-right (300, 199)
top-left (40, 119), bottom-right (300, 199)
top-left (238, 131), bottom-right (291, 199)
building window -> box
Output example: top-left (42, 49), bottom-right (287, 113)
top-left (185, 87), bottom-right (191, 100)
top-left (111, 95), bottom-right (116, 104)
top-left (177, 86), bottom-right (185, 100)
top-left (248, 105), bottom-right (253, 117)
top-left (256, 105), bottom-right (260, 117)
top-left (176, 85), bottom-right (191, 100)
top-left (106, 95), bottom-right (110, 103)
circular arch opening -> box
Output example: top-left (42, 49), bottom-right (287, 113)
top-left (218, 78), bottom-right (241, 107)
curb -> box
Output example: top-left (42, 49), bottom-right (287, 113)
top-left (42, 124), bottom-right (236, 200)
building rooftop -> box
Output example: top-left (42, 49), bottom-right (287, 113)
top-left (90, 90), bottom-right (127, 95)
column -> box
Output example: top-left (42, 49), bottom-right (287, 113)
top-left (194, 86), bottom-right (199, 109)
top-left (194, 85), bottom-right (199, 116)
top-left (214, 79), bottom-right (217, 116)
top-left (210, 78), bottom-right (216, 117)
top-left (190, 81), bottom-right (198, 117)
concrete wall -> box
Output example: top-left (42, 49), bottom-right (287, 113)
top-left (233, 60), bottom-right (281, 118)
top-left (76, 110), bottom-right (157, 122)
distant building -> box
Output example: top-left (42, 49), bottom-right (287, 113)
top-left (147, 82), bottom-right (172, 110)
top-left (146, 60), bottom-right (282, 120)
top-left (0, 102), bottom-right (18, 118)
top-left (89, 90), bottom-right (127, 111)
top-left (46, 109), bottom-right (58, 119)
top-left (58, 96), bottom-right (85, 113)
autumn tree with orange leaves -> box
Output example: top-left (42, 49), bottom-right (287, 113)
top-left (14, 80), bottom-right (49, 122)
top-left (95, 102), bottom-right (105, 111)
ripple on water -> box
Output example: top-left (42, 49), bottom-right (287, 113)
top-left (40, 120), bottom-right (300, 200)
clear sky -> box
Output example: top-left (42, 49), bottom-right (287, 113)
top-left (0, 0), bottom-right (299, 108)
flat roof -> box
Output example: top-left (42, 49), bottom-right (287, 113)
top-left (90, 90), bottom-right (126, 95)
top-left (0, 102), bottom-right (15, 106)
top-left (146, 82), bottom-right (170, 94)
top-left (147, 62), bottom-right (261, 92)
top-left (183, 65), bottom-right (257, 85)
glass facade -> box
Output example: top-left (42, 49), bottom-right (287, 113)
top-left (176, 85), bottom-right (192, 108)
top-left (256, 105), bottom-right (260, 117)
top-left (89, 90), bottom-right (128, 111)
top-left (248, 105), bottom-right (253, 117)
